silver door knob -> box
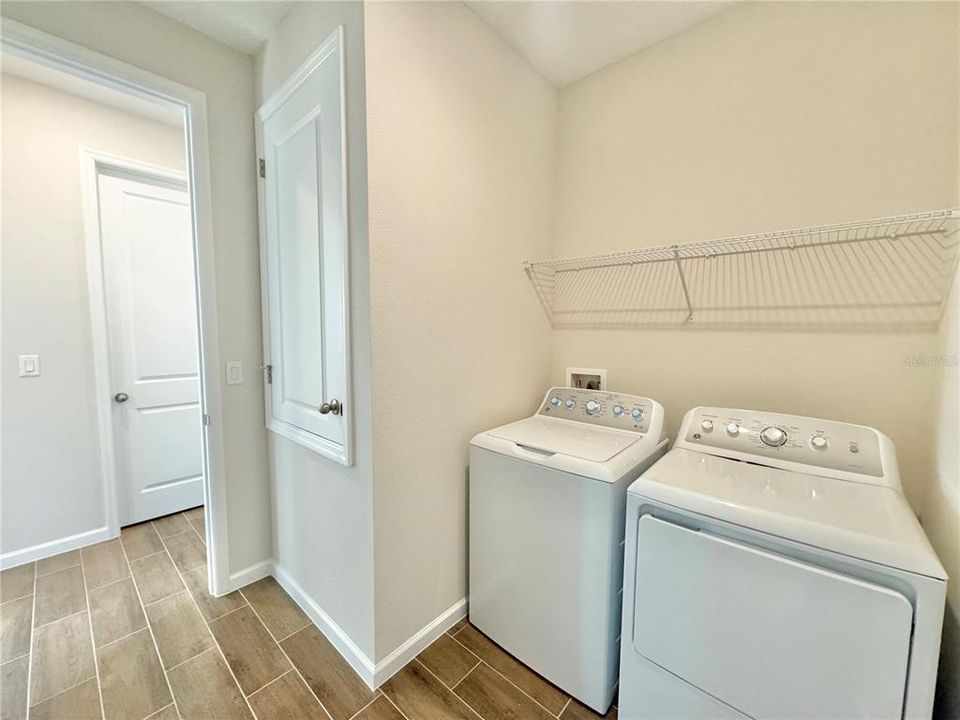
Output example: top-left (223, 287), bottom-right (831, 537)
top-left (318, 399), bottom-right (342, 415)
top-left (114, 392), bottom-right (129, 403)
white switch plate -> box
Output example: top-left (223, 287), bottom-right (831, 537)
top-left (226, 361), bottom-right (244, 385)
top-left (18, 355), bottom-right (41, 377)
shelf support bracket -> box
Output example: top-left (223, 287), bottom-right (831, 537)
top-left (672, 247), bottom-right (694, 323)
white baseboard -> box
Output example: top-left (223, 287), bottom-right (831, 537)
top-left (0, 526), bottom-right (115, 570)
top-left (373, 597), bottom-right (468, 687)
top-left (227, 559), bottom-right (274, 592)
top-left (273, 564), bottom-right (377, 687)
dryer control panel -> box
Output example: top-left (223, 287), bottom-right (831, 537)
top-left (675, 407), bottom-right (899, 489)
top-left (538, 386), bottom-right (655, 433)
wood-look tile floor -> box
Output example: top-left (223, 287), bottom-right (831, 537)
top-left (1, 508), bottom-right (616, 720)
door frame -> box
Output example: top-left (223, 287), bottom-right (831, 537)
top-left (80, 150), bottom-right (198, 529)
top-left (2, 18), bottom-right (233, 596)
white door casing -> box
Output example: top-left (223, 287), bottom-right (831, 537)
top-left (256, 27), bottom-right (352, 465)
top-left (97, 170), bottom-right (204, 524)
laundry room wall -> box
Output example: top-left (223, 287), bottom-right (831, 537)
top-left (1, 1), bottom-right (272, 576)
top-left (1, 73), bottom-right (185, 563)
top-left (363, 0), bottom-right (556, 661)
top-left (549, 1), bottom-right (958, 518)
top-left (255, 0), bottom-right (377, 660)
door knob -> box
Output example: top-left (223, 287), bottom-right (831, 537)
top-left (318, 399), bottom-right (342, 415)
top-left (114, 392), bottom-right (129, 403)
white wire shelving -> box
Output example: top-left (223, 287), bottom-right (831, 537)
top-left (524, 209), bottom-right (960, 332)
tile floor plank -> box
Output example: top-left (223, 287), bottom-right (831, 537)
top-left (247, 670), bottom-right (328, 720)
top-left (352, 696), bottom-right (405, 720)
top-left (281, 625), bottom-right (377, 720)
top-left (162, 533), bottom-right (205, 574)
top-left (30, 611), bottom-right (96, 705)
top-left (145, 591), bottom-right (214, 669)
top-left (382, 662), bottom-right (478, 720)
top-left (453, 662), bottom-right (555, 720)
top-left (120, 524), bottom-right (165, 562)
top-left (0, 565), bottom-right (34, 604)
top-left (208, 606), bottom-right (289, 695)
top-left (36, 551), bottom-right (80, 578)
top-left (1, 656), bottom-right (29, 720)
top-left (27, 677), bottom-right (102, 720)
top-left (183, 508), bottom-right (205, 543)
top-left (182, 567), bottom-right (245, 622)
top-left (0, 597), bottom-right (32, 662)
top-left (241, 577), bottom-right (309, 640)
top-left (130, 553), bottom-right (184, 605)
top-left (96, 628), bottom-right (171, 720)
top-left (153, 515), bottom-right (190, 539)
top-left (167, 648), bottom-right (252, 720)
top-left (81, 541), bottom-right (129, 590)
top-left (34, 567), bottom-right (86, 627)
top-left (145, 704), bottom-right (180, 720)
top-left (453, 625), bottom-right (568, 714)
top-left (560, 699), bottom-right (618, 719)
top-left (446, 618), bottom-right (469, 637)
top-left (89, 578), bottom-right (146, 647)
top-left (416, 634), bottom-right (479, 689)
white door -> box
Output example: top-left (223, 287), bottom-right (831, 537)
top-left (97, 171), bottom-right (204, 525)
top-left (258, 29), bottom-right (351, 465)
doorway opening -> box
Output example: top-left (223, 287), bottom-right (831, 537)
top-left (1, 20), bottom-right (231, 595)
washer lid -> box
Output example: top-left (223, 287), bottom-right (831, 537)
top-left (488, 416), bottom-right (639, 463)
top-left (630, 448), bottom-right (947, 579)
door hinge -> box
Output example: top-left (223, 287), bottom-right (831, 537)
top-left (258, 158), bottom-right (266, 178)
top-left (264, 364), bottom-right (273, 384)
top-left (203, 413), bottom-right (211, 426)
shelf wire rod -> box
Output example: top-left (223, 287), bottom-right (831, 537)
top-left (672, 247), bottom-right (694, 323)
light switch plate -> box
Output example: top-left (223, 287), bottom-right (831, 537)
top-left (226, 361), bottom-right (244, 385)
top-left (18, 355), bottom-right (41, 377)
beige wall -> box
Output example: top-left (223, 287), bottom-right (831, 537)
top-left (363, 0), bottom-right (556, 660)
top-left (255, 1), bottom-right (376, 656)
top-left (1, 1), bottom-right (271, 574)
top-left (551, 1), bottom-right (957, 514)
top-left (551, 2), bottom-right (959, 712)
top-left (1, 73), bottom-right (186, 556)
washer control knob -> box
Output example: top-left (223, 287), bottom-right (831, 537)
top-left (612, 405), bottom-right (624, 417)
top-left (631, 407), bottom-right (644, 421)
top-left (585, 399), bottom-right (602, 415)
top-left (726, 422), bottom-right (740, 436)
top-left (564, 398), bottom-right (576, 410)
top-left (760, 426), bottom-right (788, 447)
top-left (549, 396), bottom-right (561, 407)
top-left (811, 435), bottom-right (828, 450)
top-left (700, 419), bottom-right (714, 432)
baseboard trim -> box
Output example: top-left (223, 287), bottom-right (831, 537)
top-left (226, 559), bottom-right (274, 593)
top-left (373, 597), bottom-right (468, 687)
top-left (273, 564), bottom-right (377, 687)
top-left (0, 526), bottom-right (114, 570)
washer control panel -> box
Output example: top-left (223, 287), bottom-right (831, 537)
top-left (539, 386), bottom-right (653, 433)
top-left (682, 407), bottom-right (884, 478)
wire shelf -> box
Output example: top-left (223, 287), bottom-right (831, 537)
top-left (524, 209), bottom-right (960, 332)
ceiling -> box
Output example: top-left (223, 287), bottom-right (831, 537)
top-left (2, 51), bottom-right (184, 126)
top-left (140, 1), bottom-right (293, 54)
top-left (465, 1), bottom-right (732, 87)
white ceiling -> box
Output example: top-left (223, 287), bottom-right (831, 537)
top-left (2, 51), bottom-right (184, 126)
top-left (465, 1), bottom-right (733, 87)
top-left (140, 1), bottom-right (293, 54)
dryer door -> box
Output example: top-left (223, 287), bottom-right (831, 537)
top-left (632, 515), bottom-right (913, 719)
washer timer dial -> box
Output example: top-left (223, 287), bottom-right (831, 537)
top-left (760, 426), bottom-right (788, 447)
top-left (585, 400), bottom-right (602, 415)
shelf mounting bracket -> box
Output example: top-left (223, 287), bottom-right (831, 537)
top-left (672, 247), bottom-right (694, 323)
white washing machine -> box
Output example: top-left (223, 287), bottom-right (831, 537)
top-left (470, 387), bottom-right (668, 713)
top-left (619, 406), bottom-right (948, 720)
